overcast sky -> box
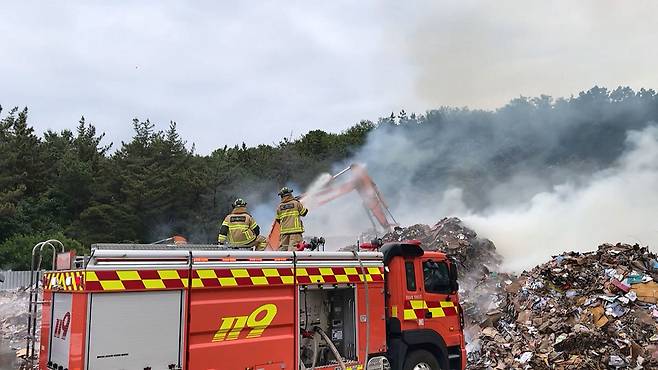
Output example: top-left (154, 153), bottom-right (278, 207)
top-left (1, 1), bottom-right (657, 153)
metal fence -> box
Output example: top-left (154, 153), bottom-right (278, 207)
top-left (0, 270), bottom-right (33, 290)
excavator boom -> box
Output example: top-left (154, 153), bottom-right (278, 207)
top-left (267, 164), bottom-right (397, 249)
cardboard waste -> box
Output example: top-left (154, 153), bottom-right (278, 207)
top-left (465, 243), bottom-right (658, 369)
top-left (382, 217), bottom-right (503, 275)
top-left (381, 219), bottom-right (658, 369)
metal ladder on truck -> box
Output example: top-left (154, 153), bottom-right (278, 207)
top-left (24, 240), bottom-right (64, 366)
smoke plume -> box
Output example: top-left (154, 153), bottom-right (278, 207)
top-left (464, 125), bottom-right (658, 271)
top-left (303, 88), bottom-right (658, 271)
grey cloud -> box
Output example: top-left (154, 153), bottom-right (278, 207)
top-left (2, 1), bottom-right (658, 153)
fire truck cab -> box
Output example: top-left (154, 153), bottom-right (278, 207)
top-left (33, 240), bottom-right (465, 370)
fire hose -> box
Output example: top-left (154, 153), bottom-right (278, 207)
top-left (311, 332), bottom-right (319, 369)
top-left (314, 327), bottom-right (346, 370)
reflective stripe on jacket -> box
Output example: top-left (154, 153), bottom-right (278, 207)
top-left (218, 207), bottom-right (260, 245)
top-left (276, 196), bottom-right (308, 235)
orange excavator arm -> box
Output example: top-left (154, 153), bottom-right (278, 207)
top-left (267, 163), bottom-right (398, 249)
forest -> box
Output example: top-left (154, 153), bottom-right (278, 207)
top-left (2, 86), bottom-right (658, 269)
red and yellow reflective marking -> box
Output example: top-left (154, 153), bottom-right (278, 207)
top-left (84, 270), bottom-right (189, 291)
top-left (43, 271), bottom-right (84, 291)
top-left (403, 300), bottom-right (458, 320)
top-left (295, 267), bottom-right (383, 284)
top-left (43, 267), bottom-right (384, 292)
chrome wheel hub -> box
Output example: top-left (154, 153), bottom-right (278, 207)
top-left (413, 363), bottom-right (432, 370)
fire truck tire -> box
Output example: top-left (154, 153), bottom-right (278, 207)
top-left (403, 349), bottom-right (441, 370)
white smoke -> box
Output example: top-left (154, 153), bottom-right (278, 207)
top-left (462, 126), bottom-right (658, 271)
top-left (300, 124), bottom-right (658, 271)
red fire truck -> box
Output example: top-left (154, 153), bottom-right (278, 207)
top-left (30, 240), bottom-right (466, 370)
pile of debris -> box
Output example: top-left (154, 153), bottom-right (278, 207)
top-left (384, 220), bottom-right (658, 368)
top-left (0, 289), bottom-right (30, 367)
top-left (382, 217), bottom-right (503, 275)
top-left (467, 243), bottom-right (658, 369)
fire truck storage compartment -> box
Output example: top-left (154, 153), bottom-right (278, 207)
top-left (85, 290), bottom-right (183, 370)
top-left (299, 285), bottom-right (357, 368)
top-left (48, 293), bottom-right (73, 368)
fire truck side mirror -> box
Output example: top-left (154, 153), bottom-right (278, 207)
top-left (449, 260), bottom-right (459, 293)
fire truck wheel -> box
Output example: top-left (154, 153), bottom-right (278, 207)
top-left (403, 349), bottom-right (441, 370)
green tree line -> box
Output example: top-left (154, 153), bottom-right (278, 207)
top-left (0, 106), bottom-right (373, 269)
top-left (3, 86), bottom-right (658, 269)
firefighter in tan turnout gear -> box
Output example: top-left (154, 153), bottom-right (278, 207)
top-left (218, 198), bottom-right (267, 250)
top-left (275, 187), bottom-right (308, 251)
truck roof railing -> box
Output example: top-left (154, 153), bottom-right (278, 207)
top-left (85, 244), bottom-right (383, 270)
top-left (93, 243), bottom-right (244, 251)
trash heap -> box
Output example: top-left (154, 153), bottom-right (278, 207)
top-left (382, 217), bottom-right (503, 275)
top-left (348, 219), bottom-right (658, 368)
top-left (0, 288), bottom-right (30, 365)
top-left (467, 243), bottom-right (658, 369)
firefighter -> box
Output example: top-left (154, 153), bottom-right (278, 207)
top-left (218, 198), bottom-right (267, 250)
top-left (275, 187), bottom-right (308, 251)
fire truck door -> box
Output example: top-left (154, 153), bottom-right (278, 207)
top-left (86, 290), bottom-right (184, 370)
top-left (420, 259), bottom-right (460, 333)
top-left (399, 258), bottom-right (423, 330)
top-left (48, 293), bottom-right (72, 367)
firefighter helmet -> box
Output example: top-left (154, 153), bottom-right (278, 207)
top-left (278, 187), bottom-right (293, 196)
top-left (232, 198), bottom-right (247, 208)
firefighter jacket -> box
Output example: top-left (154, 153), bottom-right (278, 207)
top-left (218, 207), bottom-right (261, 245)
top-left (276, 195), bottom-right (308, 235)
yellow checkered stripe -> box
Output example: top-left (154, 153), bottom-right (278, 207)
top-left (43, 271), bottom-right (84, 291)
top-left (56, 266), bottom-right (384, 292)
top-left (295, 266), bottom-right (384, 284)
top-left (345, 365), bottom-right (363, 370)
top-left (84, 270), bottom-right (189, 291)
top-left (403, 299), bottom-right (458, 320)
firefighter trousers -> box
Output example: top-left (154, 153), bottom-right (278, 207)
top-left (279, 233), bottom-right (303, 251)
